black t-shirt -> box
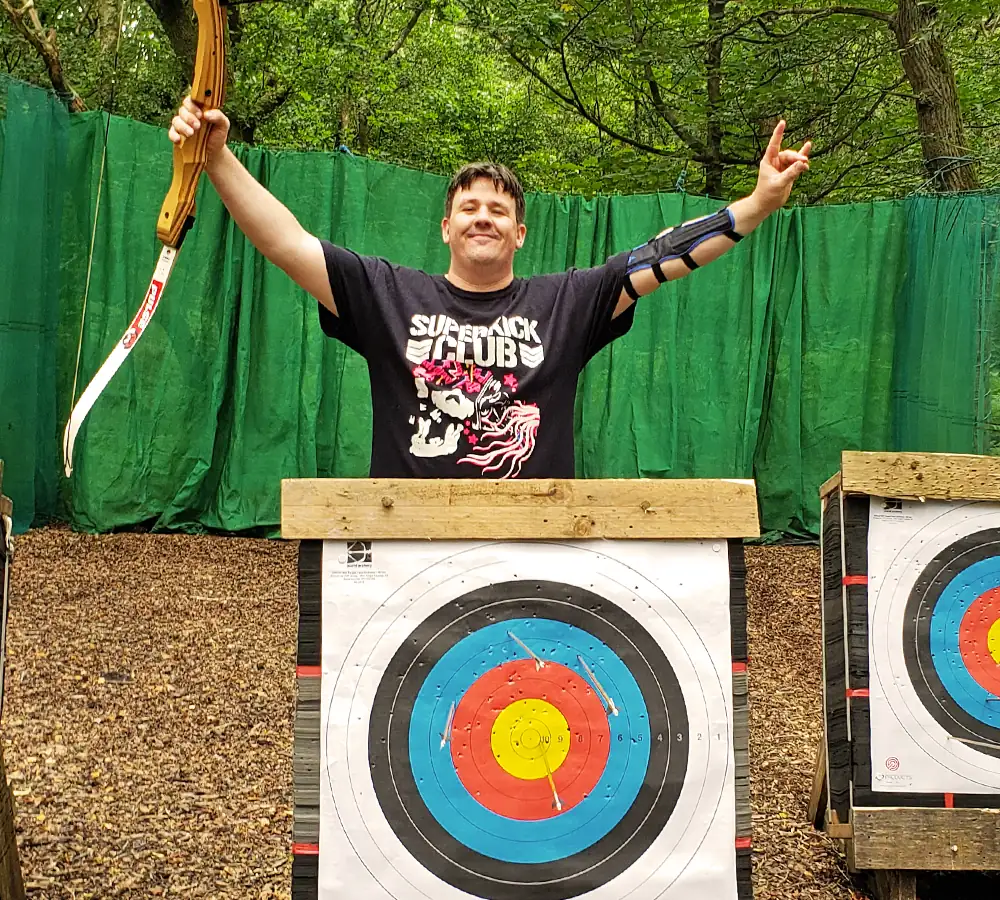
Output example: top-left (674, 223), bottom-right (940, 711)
top-left (318, 241), bottom-right (635, 478)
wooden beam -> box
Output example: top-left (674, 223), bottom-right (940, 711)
top-left (0, 457), bottom-right (8, 520)
top-left (281, 478), bottom-right (760, 540)
top-left (819, 471), bottom-right (841, 499)
top-left (850, 807), bottom-right (1000, 871)
top-left (839, 451), bottom-right (1000, 501)
top-left (808, 743), bottom-right (828, 831)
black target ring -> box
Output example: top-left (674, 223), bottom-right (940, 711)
top-left (368, 580), bottom-right (689, 900)
top-left (903, 528), bottom-right (1000, 758)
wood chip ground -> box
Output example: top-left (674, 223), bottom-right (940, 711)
top-left (2, 528), bottom-right (999, 898)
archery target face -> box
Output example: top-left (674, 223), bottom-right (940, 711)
top-left (868, 498), bottom-right (1000, 793)
top-left (319, 540), bottom-right (737, 899)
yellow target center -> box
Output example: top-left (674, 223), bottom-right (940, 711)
top-left (491, 699), bottom-right (571, 780)
top-left (989, 619), bottom-right (1000, 665)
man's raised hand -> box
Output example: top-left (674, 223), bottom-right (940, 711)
top-left (168, 95), bottom-right (230, 163)
top-left (754, 120), bottom-right (811, 213)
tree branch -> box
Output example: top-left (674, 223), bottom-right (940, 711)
top-left (0, 0), bottom-right (85, 109)
top-left (810, 75), bottom-right (907, 158)
top-left (382, 2), bottom-right (426, 62)
top-left (619, 0), bottom-right (707, 155)
top-left (770, 5), bottom-right (892, 23)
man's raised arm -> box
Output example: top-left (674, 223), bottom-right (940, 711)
top-left (169, 97), bottom-right (336, 314)
top-left (613, 120), bottom-right (811, 317)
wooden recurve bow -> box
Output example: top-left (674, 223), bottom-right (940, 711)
top-left (63, 0), bottom-right (226, 476)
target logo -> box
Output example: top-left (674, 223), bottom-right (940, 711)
top-left (885, 757), bottom-right (900, 771)
top-left (346, 540), bottom-right (372, 565)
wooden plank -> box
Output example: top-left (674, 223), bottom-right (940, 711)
top-left (808, 743), bottom-right (828, 830)
top-left (840, 451), bottom-right (1000, 501)
top-left (281, 478), bottom-right (761, 540)
top-left (850, 807), bottom-right (1000, 871)
top-left (819, 471), bottom-right (841, 499)
top-left (0, 460), bottom-right (9, 520)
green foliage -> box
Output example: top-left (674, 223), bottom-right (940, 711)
top-left (2, 0), bottom-right (999, 199)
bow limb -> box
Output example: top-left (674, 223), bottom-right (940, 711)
top-left (63, 0), bottom-right (226, 477)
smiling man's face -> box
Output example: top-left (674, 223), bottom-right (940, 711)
top-left (442, 177), bottom-right (526, 274)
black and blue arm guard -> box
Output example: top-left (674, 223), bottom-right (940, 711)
top-left (623, 208), bottom-right (743, 301)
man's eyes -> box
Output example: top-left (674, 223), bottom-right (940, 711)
top-left (461, 204), bottom-right (509, 217)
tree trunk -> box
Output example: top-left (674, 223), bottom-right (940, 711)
top-left (703, 0), bottom-right (727, 195)
top-left (146, 0), bottom-right (198, 74)
top-left (892, 0), bottom-right (978, 192)
top-left (94, 0), bottom-right (120, 107)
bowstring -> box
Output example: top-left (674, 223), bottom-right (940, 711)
top-left (67, 0), bottom-right (129, 416)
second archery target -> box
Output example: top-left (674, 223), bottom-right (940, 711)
top-left (310, 539), bottom-right (746, 899)
top-left (868, 499), bottom-right (1000, 794)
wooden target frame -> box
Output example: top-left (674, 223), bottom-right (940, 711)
top-left (282, 478), bottom-right (760, 900)
top-left (814, 451), bottom-right (1000, 899)
top-left (0, 461), bottom-right (25, 900)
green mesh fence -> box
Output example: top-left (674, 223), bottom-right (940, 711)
top-left (1, 78), bottom-right (998, 538)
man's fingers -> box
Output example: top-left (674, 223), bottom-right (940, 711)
top-left (780, 160), bottom-right (809, 185)
top-left (168, 110), bottom-right (198, 146)
top-left (171, 115), bottom-right (196, 137)
top-left (777, 149), bottom-right (810, 169)
top-left (202, 108), bottom-right (227, 126)
top-left (764, 120), bottom-right (786, 161)
top-left (178, 104), bottom-right (202, 128)
top-left (181, 95), bottom-right (203, 117)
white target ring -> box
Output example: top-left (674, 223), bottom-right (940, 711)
top-left (870, 501), bottom-right (1000, 790)
top-left (319, 541), bottom-right (734, 899)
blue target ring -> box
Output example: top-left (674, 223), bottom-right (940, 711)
top-left (409, 618), bottom-right (649, 863)
top-left (929, 557), bottom-right (1000, 729)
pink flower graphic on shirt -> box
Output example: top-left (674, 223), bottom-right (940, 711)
top-left (409, 359), bottom-right (538, 478)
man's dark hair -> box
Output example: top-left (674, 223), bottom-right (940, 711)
top-left (445, 162), bottom-right (526, 225)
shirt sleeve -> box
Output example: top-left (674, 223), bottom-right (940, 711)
top-left (569, 250), bottom-right (636, 365)
top-left (316, 239), bottom-right (391, 357)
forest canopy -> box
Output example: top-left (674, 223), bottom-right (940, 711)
top-left (2, 0), bottom-right (999, 199)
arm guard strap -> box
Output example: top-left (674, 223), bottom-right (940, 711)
top-left (623, 208), bottom-right (743, 301)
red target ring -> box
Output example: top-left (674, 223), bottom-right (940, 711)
top-left (451, 659), bottom-right (611, 819)
top-left (958, 586), bottom-right (1000, 696)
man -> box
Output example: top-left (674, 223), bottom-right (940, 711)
top-left (170, 100), bottom-right (810, 478)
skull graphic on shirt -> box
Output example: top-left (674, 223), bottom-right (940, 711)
top-left (409, 359), bottom-right (539, 478)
